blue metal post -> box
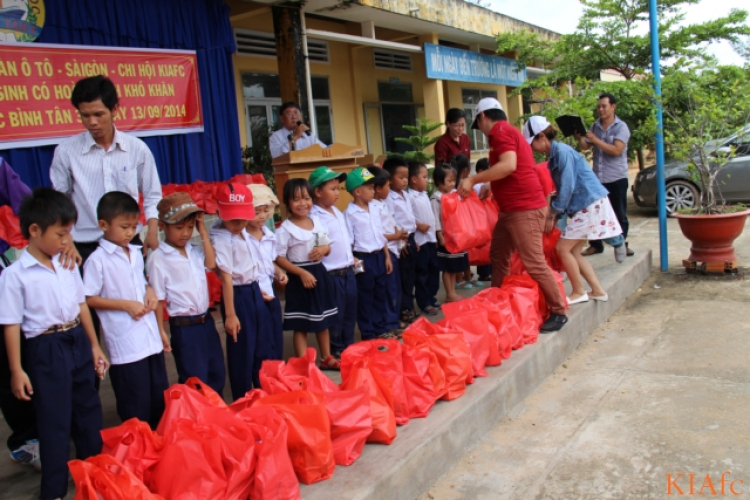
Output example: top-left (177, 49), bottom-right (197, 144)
top-left (648, 0), bottom-right (669, 272)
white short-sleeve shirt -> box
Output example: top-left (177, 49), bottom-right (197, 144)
top-left (373, 199), bottom-right (400, 256)
top-left (345, 202), bottom-right (387, 253)
top-left (83, 239), bottom-right (162, 365)
top-left (0, 251), bottom-right (85, 338)
top-left (386, 189), bottom-right (417, 234)
top-left (247, 225), bottom-right (277, 297)
top-left (409, 189), bottom-right (437, 246)
top-left (275, 215), bottom-right (330, 263)
top-left (310, 205), bottom-right (355, 271)
top-left (146, 241), bottom-right (209, 317)
top-left (209, 221), bottom-right (258, 285)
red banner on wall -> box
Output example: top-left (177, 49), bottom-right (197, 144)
top-left (0, 42), bottom-right (203, 149)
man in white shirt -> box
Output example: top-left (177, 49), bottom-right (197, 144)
top-left (269, 102), bottom-right (328, 158)
top-left (50, 75), bottom-right (162, 267)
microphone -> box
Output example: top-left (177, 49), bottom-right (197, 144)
top-left (296, 121), bottom-right (312, 136)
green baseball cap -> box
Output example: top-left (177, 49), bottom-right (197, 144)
top-left (309, 166), bottom-right (347, 188)
top-left (346, 166), bottom-right (376, 192)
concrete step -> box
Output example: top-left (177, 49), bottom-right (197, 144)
top-left (301, 249), bottom-right (653, 500)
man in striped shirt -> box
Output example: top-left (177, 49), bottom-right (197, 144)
top-left (50, 75), bottom-right (162, 268)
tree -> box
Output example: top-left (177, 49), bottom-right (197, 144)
top-left (661, 66), bottom-right (750, 214)
top-left (497, 0), bottom-right (750, 170)
top-left (499, 0), bottom-right (750, 83)
top-left (389, 118), bottom-right (443, 164)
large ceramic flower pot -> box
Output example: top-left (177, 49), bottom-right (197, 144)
top-left (672, 209), bottom-right (750, 262)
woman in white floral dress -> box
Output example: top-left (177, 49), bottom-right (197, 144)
top-left (523, 116), bottom-right (623, 305)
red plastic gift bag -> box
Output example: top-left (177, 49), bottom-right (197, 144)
top-left (437, 316), bottom-right (489, 378)
top-left (502, 275), bottom-right (545, 326)
top-left (339, 357), bottom-right (397, 445)
top-left (251, 390), bottom-right (335, 484)
top-left (503, 286), bottom-right (540, 345)
top-left (228, 388), bottom-right (268, 413)
top-left (184, 377), bottom-right (228, 408)
top-left (441, 191), bottom-right (492, 253)
top-left (149, 419), bottom-right (227, 500)
top-left (475, 288), bottom-right (523, 352)
top-left (442, 301), bottom-right (502, 367)
top-left (156, 383), bottom-right (222, 437)
top-left (340, 339), bottom-right (409, 425)
top-left (230, 173), bottom-right (267, 186)
top-left (402, 318), bottom-right (472, 401)
top-left (206, 272), bottom-right (223, 305)
top-left (233, 406), bottom-right (301, 500)
top-left (467, 197), bottom-right (499, 265)
top-left (192, 405), bottom-right (257, 500)
top-left (259, 349), bottom-right (371, 466)
top-left (101, 418), bottom-right (165, 485)
top-left (323, 385), bottom-right (372, 465)
top-left (70, 454), bottom-right (164, 500)
top-left (0, 205), bottom-right (27, 249)
top-left (400, 344), bottom-right (439, 418)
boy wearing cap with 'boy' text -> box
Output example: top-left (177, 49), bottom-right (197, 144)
top-left (309, 167), bottom-right (358, 357)
top-left (0, 188), bottom-right (106, 500)
top-left (210, 183), bottom-right (272, 400)
top-left (84, 191), bottom-right (168, 429)
top-left (146, 192), bottom-right (226, 395)
top-left (344, 167), bottom-right (393, 340)
top-left (246, 184), bottom-right (286, 381)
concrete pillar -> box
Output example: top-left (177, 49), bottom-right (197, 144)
top-left (418, 33), bottom-right (446, 148)
top-left (272, 5), bottom-right (309, 114)
top-left (506, 90), bottom-right (524, 130)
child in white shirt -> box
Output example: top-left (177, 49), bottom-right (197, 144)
top-left (0, 188), bottom-right (106, 500)
top-left (408, 162), bottom-right (440, 315)
top-left (309, 167), bottom-right (358, 358)
top-left (84, 191), bottom-right (167, 429)
top-left (246, 183), bottom-right (286, 382)
top-left (147, 192), bottom-right (226, 396)
top-left (344, 167), bottom-right (394, 340)
top-left (209, 182), bottom-right (269, 400)
top-left (275, 178), bottom-right (340, 370)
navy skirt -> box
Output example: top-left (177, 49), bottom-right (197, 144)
top-left (283, 261), bottom-right (338, 333)
top-left (437, 245), bottom-right (469, 273)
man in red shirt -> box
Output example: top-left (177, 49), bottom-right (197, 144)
top-left (458, 98), bottom-right (567, 332)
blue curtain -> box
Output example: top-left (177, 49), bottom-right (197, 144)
top-left (0, 0), bottom-right (242, 188)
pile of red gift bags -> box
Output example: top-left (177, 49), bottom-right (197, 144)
top-left (69, 273), bottom-right (565, 499)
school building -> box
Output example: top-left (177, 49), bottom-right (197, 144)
top-left (226, 0), bottom-right (558, 161)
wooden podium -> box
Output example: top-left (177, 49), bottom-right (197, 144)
top-left (272, 143), bottom-right (366, 214)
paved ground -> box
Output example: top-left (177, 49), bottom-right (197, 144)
top-left (417, 179), bottom-right (750, 500)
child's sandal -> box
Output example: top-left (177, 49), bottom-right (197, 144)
top-left (320, 355), bottom-right (341, 371)
top-left (456, 281), bottom-right (474, 290)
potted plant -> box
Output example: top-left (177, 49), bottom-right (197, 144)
top-left (388, 117), bottom-right (443, 194)
top-left (663, 67), bottom-right (750, 265)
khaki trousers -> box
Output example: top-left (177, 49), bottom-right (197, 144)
top-left (490, 207), bottom-right (567, 315)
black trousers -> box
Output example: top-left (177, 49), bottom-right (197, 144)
top-left (26, 326), bottom-right (103, 499)
top-left (590, 177), bottom-right (629, 251)
top-left (0, 333), bottom-right (37, 451)
top-left (109, 352), bottom-right (169, 430)
top-left (399, 233), bottom-right (418, 313)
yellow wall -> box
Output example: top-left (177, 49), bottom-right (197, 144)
top-left (231, 12), bottom-right (522, 162)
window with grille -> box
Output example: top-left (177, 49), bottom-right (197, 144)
top-left (234, 29), bottom-right (329, 63)
top-left (373, 49), bottom-right (412, 71)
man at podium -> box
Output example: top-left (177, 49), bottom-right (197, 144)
top-left (269, 102), bottom-right (329, 158)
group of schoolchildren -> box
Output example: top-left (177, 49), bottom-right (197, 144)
top-left (0, 153), bottom-right (489, 499)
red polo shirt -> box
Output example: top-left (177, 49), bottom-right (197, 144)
top-left (488, 121), bottom-right (546, 212)
top-left (434, 132), bottom-right (471, 166)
